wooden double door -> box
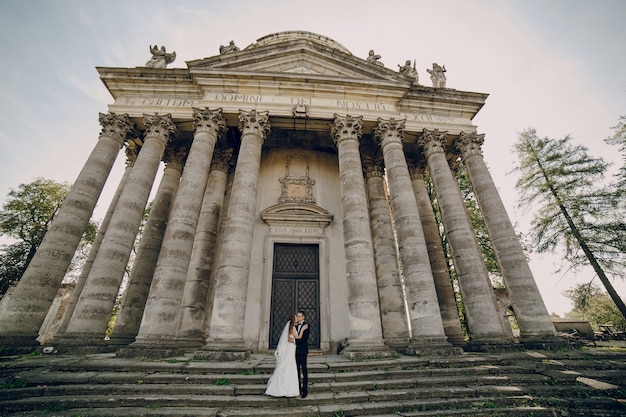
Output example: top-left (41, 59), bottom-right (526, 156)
top-left (269, 243), bottom-right (320, 349)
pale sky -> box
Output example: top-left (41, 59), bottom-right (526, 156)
top-left (0, 0), bottom-right (624, 316)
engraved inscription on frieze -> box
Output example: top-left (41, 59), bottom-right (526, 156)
top-left (279, 154), bottom-right (315, 204)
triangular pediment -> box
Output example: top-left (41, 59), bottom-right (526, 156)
top-left (187, 31), bottom-right (404, 83)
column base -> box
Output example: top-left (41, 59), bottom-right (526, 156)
top-left (520, 334), bottom-right (574, 350)
top-left (464, 335), bottom-right (521, 353)
top-left (404, 336), bottom-right (462, 356)
top-left (340, 339), bottom-right (398, 360)
top-left (116, 335), bottom-right (189, 359)
top-left (48, 334), bottom-right (118, 355)
top-left (383, 337), bottom-right (410, 350)
top-left (0, 335), bottom-right (40, 355)
top-left (194, 340), bottom-right (251, 361)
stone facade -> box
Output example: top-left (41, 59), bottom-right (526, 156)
top-left (0, 31), bottom-right (559, 357)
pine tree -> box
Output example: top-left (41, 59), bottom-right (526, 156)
top-left (512, 128), bottom-right (626, 320)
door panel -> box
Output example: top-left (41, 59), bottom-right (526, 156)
top-left (269, 243), bottom-right (320, 348)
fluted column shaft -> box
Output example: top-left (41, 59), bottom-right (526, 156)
top-left (363, 158), bottom-right (409, 348)
top-left (108, 146), bottom-right (185, 345)
top-left (134, 108), bottom-right (226, 345)
top-left (456, 132), bottom-right (556, 341)
top-left (62, 114), bottom-right (176, 341)
top-left (408, 163), bottom-right (465, 345)
top-left (375, 119), bottom-right (449, 349)
top-left (331, 114), bottom-right (387, 351)
top-left (420, 129), bottom-right (510, 345)
top-left (177, 150), bottom-right (232, 342)
top-left (205, 110), bottom-right (270, 349)
top-left (0, 113), bottom-right (132, 344)
top-left (56, 145), bottom-right (137, 336)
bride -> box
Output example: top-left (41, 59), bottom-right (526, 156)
top-left (265, 314), bottom-right (301, 397)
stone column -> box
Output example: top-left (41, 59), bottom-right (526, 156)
top-left (408, 161), bottom-right (466, 346)
top-left (60, 114), bottom-right (176, 345)
top-left (374, 119), bottom-right (453, 354)
top-left (201, 109), bottom-right (270, 358)
top-left (455, 132), bottom-right (557, 344)
top-left (56, 141), bottom-right (139, 337)
top-left (177, 150), bottom-right (233, 343)
top-left (108, 144), bottom-right (186, 346)
top-left (363, 156), bottom-right (410, 349)
top-left (331, 114), bottom-right (393, 358)
top-left (420, 129), bottom-right (511, 349)
top-left (0, 113), bottom-right (132, 347)
top-left (132, 108), bottom-right (226, 349)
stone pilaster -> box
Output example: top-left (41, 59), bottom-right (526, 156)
top-left (55, 140), bottom-right (139, 337)
top-left (109, 144), bottom-right (186, 347)
top-left (408, 162), bottom-right (466, 346)
top-left (455, 132), bottom-right (557, 346)
top-left (420, 129), bottom-right (512, 350)
top-left (59, 114), bottom-right (176, 347)
top-left (375, 119), bottom-right (453, 355)
top-left (131, 108), bottom-right (226, 351)
top-left (177, 150), bottom-right (233, 344)
top-left (200, 109), bottom-right (269, 360)
top-left (331, 114), bottom-right (394, 359)
top-left (0, 113), bottom-right (132, 349)
top-left (363, 156), bottom-right (410, 349)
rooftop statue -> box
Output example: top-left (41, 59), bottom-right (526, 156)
top-left (366, 49), bottom-right (384, 66)
top-left (398, 59), bottom-right (418, 84)
top-left (427, 63), bottom-right (447, 88)
top-left (220, 40), bottom-right (240, 54)
top-left (145, 45), bottom-right (176, 68)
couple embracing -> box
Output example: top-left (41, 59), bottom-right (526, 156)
top-left (265, 311), bottom-right (310, 398)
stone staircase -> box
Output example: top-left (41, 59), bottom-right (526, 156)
top-left (1, 348), bottom-right (625, 416)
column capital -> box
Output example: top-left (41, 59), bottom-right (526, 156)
top-left (419, 129), bottom-right (448, 158)
top-left (98, 112), bottom-right (134, 146)
top-left (455, 131), bottom-right (486, 159)
top-left (238, 109), bottom-right (270, 139)
top-left (211, 149), bottom-right (234, 173)
top-left (124, 138), bottom-right (141, 167)
top-left (163, 142), bottom-right (188, 172)
top-left (143, 113), bottom-right (177, 143)
top-left (407, 159), bottom-right (427, 180)
top-left (362, 155), bottom-right (385, 179)
top-left (374, 118), bottom-right (405, 149)
top-left (331, 114), bottom-right (363, 145)
top-left (193, 107), bottom-right (226, 136)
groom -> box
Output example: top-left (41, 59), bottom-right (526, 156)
top-left (295, 310), bottom-right (310, 398)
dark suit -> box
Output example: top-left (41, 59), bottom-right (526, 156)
top-left (295, 322), bottom-right (310, 397)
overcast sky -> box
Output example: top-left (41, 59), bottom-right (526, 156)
top-left (0, 0), bottom-right (624, 316)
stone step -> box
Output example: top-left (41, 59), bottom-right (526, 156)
top-left (1, 349), bottom-right (625, 416)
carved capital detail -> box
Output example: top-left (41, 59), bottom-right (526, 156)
top-left (362, 155), bottom-right (385, 179)
top-left (455, 131), bottom-right (485, 159)
top-left (193, 107), bottom-right (226, 136)
top-left (331, 114), bottom-right (363, 145)
top-left (143, 113), bottom-right (177, 143)
top-left (238, 109), bottom-right (270, 139)
top-left (98, 112), bottom-right (134, 145)
top-left (408, 162), bottom-right (427, 180)
top-left (163, 143), bottom-right (188, 172)
top-left (124, 138), bottom-right (141, 167)
top-left (211, 149), bottom-right (234, 173)
top-left (374, 118), bottom-right (405, 149)
top-left (419, 129), bottom-right (448, 158)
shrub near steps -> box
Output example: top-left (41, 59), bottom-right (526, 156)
top-left (0, 349), bottom-right (625, 416)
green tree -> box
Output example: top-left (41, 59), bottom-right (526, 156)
top-left (512, 128), bottom-right (626, 320)
top-left (0, 178), bottom-right (97, 295)
top-left (605, 115), bottom-right (626, 197)
top-left (564, 283), bottom-right (626, 331)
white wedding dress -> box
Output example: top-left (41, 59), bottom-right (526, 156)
top-left (265, 322), bottom-right (300, 397)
